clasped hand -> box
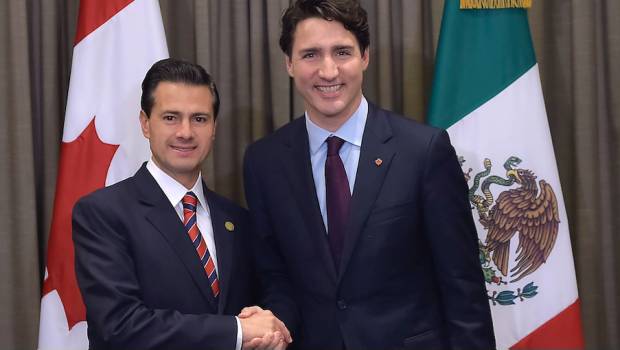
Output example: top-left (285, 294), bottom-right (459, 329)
top-left (239, 306), bottom-right (292, 350)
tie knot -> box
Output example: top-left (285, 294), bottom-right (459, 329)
top-left (326, 136), bottom-right (345, 156)
top-left (182, 192), bottom-right (198, 211)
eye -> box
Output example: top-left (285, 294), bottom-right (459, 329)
top-left (162, 115), bottom-right (176, 121)
top-left (193, 115), bottom-right (209, 123)
top-left (302, 52), bottom-right (315, 59)
top-left (336, 49), bottom-right (352, 57)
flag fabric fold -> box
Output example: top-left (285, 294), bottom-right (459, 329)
top-left (427, 1), bottom-right (584, 349)
top-left (38, 0), bottom-right (168, 348)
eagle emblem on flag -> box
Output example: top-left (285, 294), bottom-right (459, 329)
top-left (461, 156), bottom-right (560, 305)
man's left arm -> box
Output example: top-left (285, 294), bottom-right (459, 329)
top-left (422, 129), bottom-right (496, 350)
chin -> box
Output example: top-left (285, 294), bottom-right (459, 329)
top-left (322, 99), bottom-right (348, 110)
top-left (321, 108), bottom-right (347, 118)
top-left (170, 160), bottom-right (200, 173)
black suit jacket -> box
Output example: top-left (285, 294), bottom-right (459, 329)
top-left (73, 164), bottom-right (256, 349)
top-left (243, 103), bottom-right (495, 350)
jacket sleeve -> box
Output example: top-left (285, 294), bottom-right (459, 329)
top-left (421, 129), bottom-right (496, 350)
top-left (243, 144), bottom-right (301, 338)
top-left (72, 195), bottom-right (237, 350)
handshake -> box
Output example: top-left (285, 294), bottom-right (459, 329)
top-left (238, 306), bottom-right (292, 350)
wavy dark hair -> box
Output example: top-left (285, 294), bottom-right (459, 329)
top-left (279, 0), bottom-right (369, 57)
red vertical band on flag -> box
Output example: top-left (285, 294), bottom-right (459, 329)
top-left (74, 0), bottom-right (134, 45)
top-left (40, 1), bottom-right (168, 346)
top-left (511, 299), bottom-right (585, 350)
top-left (43, 118), bottom-right (119, 328)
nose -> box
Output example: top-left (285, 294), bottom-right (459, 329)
top-left (318, 56), bottom-right (338, 80)
top-left (176, 118), bottom-right (192, 139)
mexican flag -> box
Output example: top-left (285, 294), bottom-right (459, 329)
top-left (37, 0), bottom-right (168, 348)
top-left (427, 1), bottom-right (584, 349)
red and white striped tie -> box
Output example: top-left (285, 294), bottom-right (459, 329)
top-left (182, 192), bottom-right (220, 298)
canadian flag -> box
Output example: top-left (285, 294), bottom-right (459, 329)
top-left (37, 0), bottom-right (168, 348)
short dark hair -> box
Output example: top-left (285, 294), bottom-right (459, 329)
top-left (279, 0), bottom-right (369, 57)
top-left (140, 58), bottom-right (220, 118)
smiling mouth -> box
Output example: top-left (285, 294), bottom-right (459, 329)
top-left (315, 84), bottom-right (344, 94)
top-left (171, 145), bottom-right (196, 153)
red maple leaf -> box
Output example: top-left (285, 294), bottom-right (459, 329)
top-left (42, 117), bottom-right (119, 329)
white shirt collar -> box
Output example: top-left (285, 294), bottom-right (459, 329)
top-left (305, 96), bottom-right (368, 155)
top-left (146, 160), bottom-right (208, 214)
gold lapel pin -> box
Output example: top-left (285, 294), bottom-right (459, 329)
top-left (374, 158), bottom-right (383, 167)
top-left (225, 221), bottom-right (235, 232)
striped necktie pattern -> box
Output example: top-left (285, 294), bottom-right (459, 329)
top-left (182, 191), bottom-right (220, 298)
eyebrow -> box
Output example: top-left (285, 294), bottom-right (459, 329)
top-left (161, 110), bottom-right (212, 118)
top-left (192, 112), bottom-right (213, 119)
top-left (297, 45), bottom-right (355, 54)
top-left (298, 47), bottom-right (319, 54)
top-left (333, 45), bottom-right (355, 51)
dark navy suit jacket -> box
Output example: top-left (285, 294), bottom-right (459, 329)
top-left (243, 103), bottom-right (496, 350)
top-left (73, 164), bottom-right (256, 349)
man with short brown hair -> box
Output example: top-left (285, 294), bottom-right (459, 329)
top-left (243, 1), bottom-right (495, 349)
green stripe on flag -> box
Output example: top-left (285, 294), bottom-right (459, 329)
top-left (427, 0), bottom-right (536, 129)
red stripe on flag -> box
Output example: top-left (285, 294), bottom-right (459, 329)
top-left (74, 0), bottom-right (134, 45)
top-left (511, 299), bottom-right (584, 350)
top-left (43, 118), bottom-right (119, 329)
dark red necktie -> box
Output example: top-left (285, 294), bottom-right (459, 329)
top-left (325, 136), bottom-right (350, 268)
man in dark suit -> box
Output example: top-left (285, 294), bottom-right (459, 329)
top-left (73, 58), bottom-right (290, 350)
top-left (242, 1), bottom-right (496, 349)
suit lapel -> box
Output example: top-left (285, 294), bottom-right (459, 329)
top-left (338, 105), bottom-right (395, 280)
top-left (204, 187), bottom-right (234, 313)
top-left (281, 118), bottom-right (338, 283)
top-left (134, 165), bottom-right (218, 309)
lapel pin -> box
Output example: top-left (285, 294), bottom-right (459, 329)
top-left (374, 158), bottom-right (383, 167)
top-left (225, 221), bottom-right (235, 232)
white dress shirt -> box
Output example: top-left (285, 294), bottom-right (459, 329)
top-left (146, 160), bottom-right (242, 350)
top-left (146, 160), bottom-right (219, 274)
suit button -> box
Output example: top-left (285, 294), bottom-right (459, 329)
top-left (337, 300), bottom-right (347, 310)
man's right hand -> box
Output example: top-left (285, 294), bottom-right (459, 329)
top-left (238, 306), bottom-right (292, 346)
top-left (242, 331), bottom-right (287, 350)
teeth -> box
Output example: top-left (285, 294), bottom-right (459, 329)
top-left (316, 85), bottom-right (342, 93)
top-left (172, 146), bottom-right (194, 151)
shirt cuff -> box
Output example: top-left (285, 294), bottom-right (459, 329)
top-left (235, 316), bottom-right (242, 350)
